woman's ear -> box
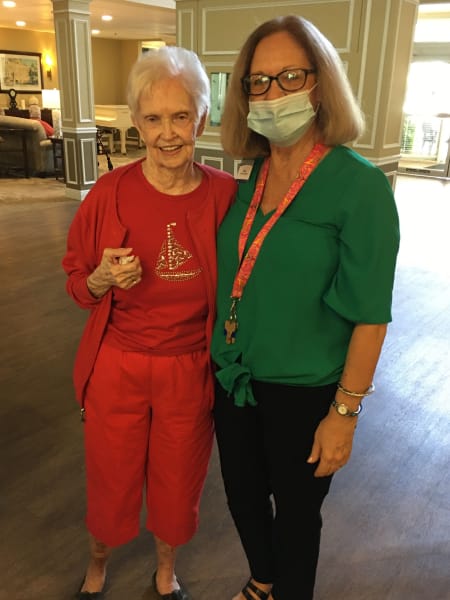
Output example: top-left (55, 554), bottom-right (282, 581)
top-left (196, 111), bottom-right (207, 137)
top-left (131, 115), bottom-right (144, 140)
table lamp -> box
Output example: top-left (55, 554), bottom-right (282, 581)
top-left (42, 89), bottom-right (62, 137)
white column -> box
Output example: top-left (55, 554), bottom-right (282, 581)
top-left (52, 0), bottom-right (98, 200)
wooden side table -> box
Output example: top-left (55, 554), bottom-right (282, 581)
top-left (50, 136), bottom-right (65, 181)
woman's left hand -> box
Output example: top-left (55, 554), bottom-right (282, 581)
top-left (307, 323), bottom-right (387, 477)
top-left (307, 411), bottom-right (358, 477)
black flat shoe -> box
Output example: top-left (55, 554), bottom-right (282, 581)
top-left (74, 577), bottom-right (106, 599)
top-left (152, 570), bottom-right (189, 600)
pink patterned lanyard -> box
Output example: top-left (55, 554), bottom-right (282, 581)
top-left (224, 142), bottom-right (328, 344)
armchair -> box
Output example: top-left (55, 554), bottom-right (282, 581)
top-left (0, 115), bottom-right (55, 177)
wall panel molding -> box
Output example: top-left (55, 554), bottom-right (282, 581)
top-left (74, 18), bottom-right (95, 123)
top-left (178, 0), bottom-right (417, 176)
top-left (355, 0), bottom-right (391, 151)
top-left (80, 138), bottom-right (97, 185)
top-left (200, 155), bottom-right (224, 169)
top-left (64, 137), bottom-right (78, 185)
top-left (200, 0), bottom-right (354, 56)
top-left (178, 8), bottom-right (195, 50)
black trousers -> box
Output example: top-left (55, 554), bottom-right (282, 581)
top-left (213, 379), bottom-right (336, 600)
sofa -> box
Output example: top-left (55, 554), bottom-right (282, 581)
top-left (0, 115), bottom-right (55, 177)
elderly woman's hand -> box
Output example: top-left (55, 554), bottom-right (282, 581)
top-left (87, 247), bottom-right (143, 298)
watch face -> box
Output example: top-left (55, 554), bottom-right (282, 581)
top-left (337, 403), bottom-right (349, 415)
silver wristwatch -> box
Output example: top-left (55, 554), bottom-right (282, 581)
top-left (331, 399), bottom-right (362, 417)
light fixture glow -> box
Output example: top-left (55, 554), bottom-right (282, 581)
top-left (91, 29), bottom-right (100, 35)
top-left (44, 54), bottom-right (53, 80)
top-left (101, 15), bottom-right (113, 21)
top-left (3, 1), bottom-right (17, 8)
top-left (16, 20), bottom-right (26, 26)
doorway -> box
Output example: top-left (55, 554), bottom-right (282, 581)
top-left (398, 2), bottom-right (450, 178)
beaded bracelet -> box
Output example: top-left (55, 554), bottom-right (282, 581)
top-left (337, 382), bottom-right (375, 398)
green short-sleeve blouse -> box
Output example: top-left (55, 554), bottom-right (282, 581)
top-left (211, 145), bottom-right (400, 406)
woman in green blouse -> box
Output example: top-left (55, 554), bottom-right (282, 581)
top-left (211, 15), bottom-right (400, 600)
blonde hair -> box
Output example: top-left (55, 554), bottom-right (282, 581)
top-left (221, 15), bottom-right (365, 158)
top-left (127, 46), bottom-right (210, 125)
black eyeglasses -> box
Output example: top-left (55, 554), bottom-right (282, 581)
top-left (241, 67), bottom-right (316, 96)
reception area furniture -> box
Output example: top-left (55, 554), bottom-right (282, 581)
top-left (49, 136), bottom-right (65, 181)
top-left (0, 115), bottom-right (55, 177)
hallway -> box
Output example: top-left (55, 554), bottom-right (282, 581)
top-left (0, 173), bottom-right (449, 600)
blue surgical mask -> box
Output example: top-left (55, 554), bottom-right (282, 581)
top-left (247, 86), bottom-right (318, 147)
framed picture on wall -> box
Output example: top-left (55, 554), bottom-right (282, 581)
top-left (0, 50), bottom-right (43, 92)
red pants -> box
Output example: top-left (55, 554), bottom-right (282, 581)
top-left (83, 342), bottom-right (213, 548)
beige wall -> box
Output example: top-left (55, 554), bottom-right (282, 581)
top-left (119, 41), bottom-right (144, 103)
top-left (0, 27), bottom-right (141, 108)
top-left (91, 38), bottom-right (142, 104)
top-left (0, 27), bottom-right (58, 109)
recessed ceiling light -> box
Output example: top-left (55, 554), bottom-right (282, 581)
top-left (101, 15), bottom-right (113, 22)
top-left (3, 1), bottom-right (17, 8)
top-left (91, 29), bottom-right (100, 35)
top-left (16, 20), bottom-right (26, 26)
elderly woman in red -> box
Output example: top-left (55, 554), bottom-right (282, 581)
top-left (62, 47), bottom-right (236, 599)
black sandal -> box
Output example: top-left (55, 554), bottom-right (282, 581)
top-left (241, 578), bottom-right (271, 600)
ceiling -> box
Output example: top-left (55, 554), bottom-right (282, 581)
top-left (0, 0), bottom-right (176, 43)
top-left (2, 1), bottom-right (449, 46)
